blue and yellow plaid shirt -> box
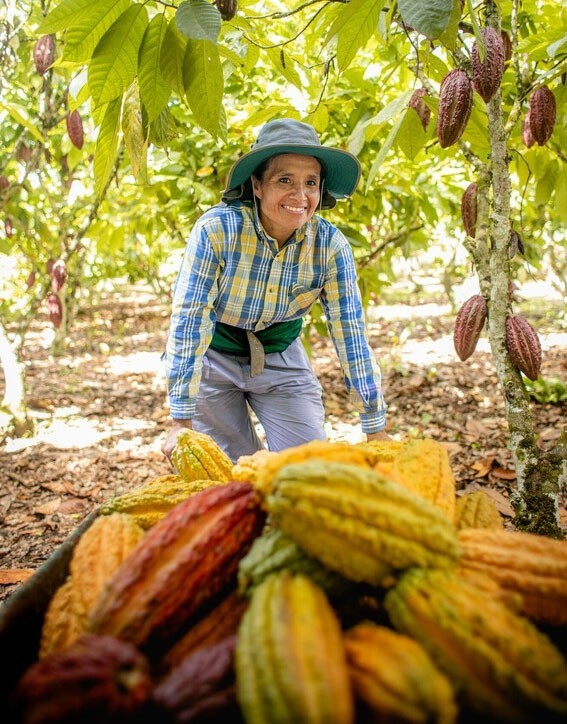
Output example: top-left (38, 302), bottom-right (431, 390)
top-left (165, 202), bottom-right (387, 433)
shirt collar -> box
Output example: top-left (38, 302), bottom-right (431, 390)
top-left (250, 204), bottom-right (309, 247)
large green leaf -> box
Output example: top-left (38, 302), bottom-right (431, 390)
top-left (160, 18), bottom-right (188, 98)
top-left (89, 4), bottom-right (148, 107)
top-left (0, 102), bottom-right (44, 143)
top-left (38, 0), bottom-right (106, 33)
top-left (266, 48), bottom-right (303, 90)
top-left (122, 85), bottom-right (148, 182)
top-left (138, 15), bottom-right (171, 123)
top-left (328, 0), bottom-right (385, 72)
top-left (396, 107), bottom-right (428, 161)
top-left (365, 113), bottom-right (405, 190)
top-left (61, 0), bottom-right (132, 65)
top-left (176, 0), bottom-right (221, 42)
top-left (183, 39), bottom-right (226, 139)
top-left (397, 0), bottom-right (453, 39)
top-left (94, 97), bottom-right (122, 196)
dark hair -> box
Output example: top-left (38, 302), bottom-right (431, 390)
top-left (252, 154), bottom-right (327, 182)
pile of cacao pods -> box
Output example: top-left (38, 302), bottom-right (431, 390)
top-left (5, 431), bottom-right (566, 723)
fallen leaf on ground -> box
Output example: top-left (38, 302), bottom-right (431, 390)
top-left (0, 569), bottom-right (35, 584)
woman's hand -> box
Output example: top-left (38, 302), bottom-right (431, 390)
top-left (161, 419), bottom-right (193, 463)
top-left (365, 430), bottom-right (392, 442)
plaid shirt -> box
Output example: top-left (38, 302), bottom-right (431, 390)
top-left (165, 202), bottom-right (387, 433)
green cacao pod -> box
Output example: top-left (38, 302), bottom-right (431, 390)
top-left (235, 572), bottom-right (354, 723)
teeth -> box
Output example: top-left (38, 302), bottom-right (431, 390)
top-left (284, 205), bottom-right (305, 212)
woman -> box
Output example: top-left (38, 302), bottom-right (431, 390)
top-left (162, 118), bottom-right (388, 463)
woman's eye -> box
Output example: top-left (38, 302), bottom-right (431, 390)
top-left (278, 177), bottom-right (291, 184)
top-left (307, 179), bottom-right (319, 187)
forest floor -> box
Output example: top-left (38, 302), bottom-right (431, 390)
top-left (1, 280), bottom-right (565, 603)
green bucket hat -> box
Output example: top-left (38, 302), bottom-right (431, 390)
top-left (222, 118), bottom-right (361, 210)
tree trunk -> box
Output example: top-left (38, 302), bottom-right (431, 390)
top-left (0, 322), bottom-right (34, 438)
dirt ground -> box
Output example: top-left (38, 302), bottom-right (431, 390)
top-left (1, 283), bottom-right (565, 603)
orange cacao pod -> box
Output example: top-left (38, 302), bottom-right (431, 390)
top-left (13, 635), bottom-right (153, 723)
top-left (461, 182), bottom-right (478, 237)
top-left (66, 110), bottom-right (84, 150)
top-left (505, 315), bottom-right (542, 381)
top-left (33, 35), bottom-right (55, 75)
top-left (528, 86), bottom-right (556, 146)
top-left (88, 482), bottom-right (266, 656)
top-left (215, 0), bottom-right (237, 21)
top-left (453, 294), bottom-right (487, 361)
top-left (408, 88), bottom-right (431, 131)
top-left (46, 293), bottom-right (63, 328)
top-left (437, 69), bottom-right (473, 148)
top-left (471, 27), bottom-right (505, 103)
top-left (50, 259), bottom-right (67, 292)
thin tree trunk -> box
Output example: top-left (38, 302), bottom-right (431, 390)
top-left (0, 322), bottom-right (34, 437)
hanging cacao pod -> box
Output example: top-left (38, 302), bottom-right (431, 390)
top-left (436, 69), bottom-right (473, 148)
top-left (505, 315), bottom-right (542, 381)
top-left (215, 0), bottom-right (237, 21)
top-left (26, 271), bottom-right (36, 288)
top-left (0, 175), bottom-right (9, 191)
top-left (46, 258), bottom-right (55, 275)
top-left (471, 27), bottom-right (505, 103)
top-left (66, 110), bottom-right (84, 150)
top-left (501, 30), bottom-right (512, 62)
top-left (33, 35), bottom-right (56, 75)
top-left (51, 259), bottom-right (67, 292)
top-left (408, 88), bottom-right (431, 131)
top-left (461, 182), bottom-right (478, 237)
top-left (4, 217), bottom-right (14, 238)
top-left (46, 293), bottom-right (63, 328)
top-left (521, 112), bottom-right (535, 148)
top-left (453, 294), bottom-right (487, 361)
top-left (508, 230), bottom-right (524, 258)
top-left (528, 86), bottom-right (556, 146)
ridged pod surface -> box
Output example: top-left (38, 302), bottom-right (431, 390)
top-left (66, 110), bottom-right (84, 150)
top-left (460, 182), bottom-right (478, 237)
top-left (237, 526), bottom-right (350, 600)
top-left (99, 476), bottom-right (223, 529)
top-left (343, 623), bottom-right (457, 724)
top-left (231, 449), bottom-right (277, 484)
top-left (171, 428), bottom-right (233, 483)
top-left (235, 572), bottom-right (354, 724)
top-left (375, 438), bottom-right (456, 520)
top-left (408, 88), bottom-right (431, 131)
top-left (39, 578), bottom-right (85, 659)
top-left (215, 0), bottom-right (238, 21)
top-left (436, 69), bottom-right (473, 148)
top-left (88, 482), bottom-right (266, 655)
top-left (457, 528), bottom-right (567, 625)
top-left (15, 635), bottom-right (153, 723)
top-left (529, 86), bottom-right (557, 146)
top-left (33, 35), bottom-right (55, 75)
top-left (505, 314), bottom-right (542, 380)
top-left (454, 490), bottom-right (504, 531)
top-left (453, 294), bottom-right (487, 361)
top-left (353, 438), bottom-right (406, 465)
top-left (50, 259), bottom-right (67, 292)
top-left (385, 568), bottom-right (567, 722)
top-left (266, 461), bottom-right (461, 586)
top-left (471, 27), bottom-right (505, 102)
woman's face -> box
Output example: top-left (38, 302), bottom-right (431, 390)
top-left (251, 153), bottom-right (322, 246)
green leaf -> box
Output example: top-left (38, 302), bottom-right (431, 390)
top-left (0, 102), bottom-right (44, 143)
top-left (555, 167), bottom-right (567, 225)
top-left (60, 0), bottom-right (132, 65)
top-left (438, 0), bottom-right (462, 51)
top-left (266, 47), bottom-right (303, 90)
top-left (183, 39), bottom-right (226, 139)
top-left (94, 97), bottom-right (122, 196)
top-left (176, 0), bottom-right (221, 42)
top-left (138, 15), bottom-right (171, 123)
top-left (397, 0), bottom-right (453, 39)
top-left (365, 113), bottom-right (405, 190)
top-left (38, 0), bottom-right (105, 33)
top-left (396, 108), bottom-right (428, 161)
top-left (330, 0), bottom-right (385, 72)
top-left (149, 107), bottom-right (178, 148)
top-left (465, 0), bottom-right (484, 56)
top-left (122, 85), bottom-right (148, 182)
top-left (161, 17), bottom-right (188, 98)
top-left (89, 4), bottom-right (149, 107)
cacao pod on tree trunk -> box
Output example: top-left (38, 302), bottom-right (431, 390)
top-left (505, 315), bottom-right (542, 381)
top-left (453, 294), bottom-right (487, 361)
top-left (408, 88), bottom-right (431, 131)
top-left (461, 182), bottom-right (478, 237)
top-left (528, 86), bottom-right (556, 146)
top-left (33, 35), bottom-right (55, 75)
top-left (471, 27), bottom-right (505, 103)
top-left (436, 69), bottom-right (473, 148)
top-left (66, 111), bottom-right (84, 150)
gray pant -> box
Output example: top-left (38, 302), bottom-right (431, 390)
top-left (193, 338), bottom-right (326, 462)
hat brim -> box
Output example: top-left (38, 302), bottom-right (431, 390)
top-left (224, 144), bottom-right (361, 200)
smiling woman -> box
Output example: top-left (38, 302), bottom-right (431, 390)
top-left (162, 118), bottom-right (390, 464)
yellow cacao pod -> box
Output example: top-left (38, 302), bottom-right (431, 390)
top-left (171, 428), bottom-right (233, 483)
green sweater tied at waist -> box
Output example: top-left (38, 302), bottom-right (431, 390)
top-left (210, 319), bottom-right (303, 356)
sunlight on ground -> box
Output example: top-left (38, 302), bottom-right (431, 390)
top-left (106, 351), bottom-right (165, 378)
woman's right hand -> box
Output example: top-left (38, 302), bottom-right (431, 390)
top-left (161, 419), bottom-right (193, 463)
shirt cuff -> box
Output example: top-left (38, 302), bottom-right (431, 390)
top-left (359, 410), bottom-right (387, 434)
top-left (168, 398), bottom-right (197, 420)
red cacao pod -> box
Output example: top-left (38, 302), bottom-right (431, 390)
top-left (528, 86), bottom-right (556, 146)
top-left (521, 112), bottom-right (535, 148)
top-left (215, 0), bottom-right (238, 21)
top-left (505, 315), bottom-right (542, 381)
top-left (46, 293), bottom-right (63, 328)
top-left (408, 88), bottom-right (431, 131)
top-left (501, 30), bottom-right (512, 62)
top-left (461, 182), bottom-right (478, 237)
top-left (471, 27), bottom-right (505, 103)
top-left (5, 217), bottom-right (14, 238)
top-left (46, 257), bottom-right (55, 274)
top-left (66, 110), bottom-right (84, 150)
top-left (453, 294), bottom-right (487, 361)
top-left (33, 35), bottom-right (56, 76)
top-left (436, 69), bottom-right (473, 148)
top-left (51, 259), bottom-right (67, 292)
top-left (26, 271), bottom-right (36, 288)
top-left (13, 635), bottom-right (153, 724)
top-left (0, 175), bottom-right (9, 191)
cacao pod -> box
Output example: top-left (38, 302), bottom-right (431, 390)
top-left (231, 449), bottom-right (277, 484)
top-left (453, 294), bottom-right (487, 361)
top-left (26, 271), bottom-right (36, 288)
top-left (408, 87), bottom-right (431, 131)
top-left (508, 229), bottom-right (524, 258)
top-left (501, 30), bottom-right (512, 62)
top-left (0, 175), bottom-right (9, 191)
top-left (471, 26), bottom-right (505, 103)
top-left (215, 0), bottom-right (238, 21)
top-left (50, 259), bottom-right (67, 292)
top-left (46, 258), bottom-right (55, 274)
top-left (461, 182), bottom-right (478, 237)
top-left (171, 428), bottom-right (233, 483)
top-left (528, 86), bottom-right (556, 146)
top-left (454, 490), bottom-right (504, 531)
top-left (14, 635), bottom-right (153, 723)
top-left (385, 568), bottom-right (567, 722)
top-left (33, 35), bottom-right (56, 75)
top-left (46, 293), bottom-right (63, 328)
top-left (39, 578), bottom-right (85, 660)
top-left (66, 110), bottom-right (84, 150)
top-left (505, 314), bottom-right (542, 380)
top-left (436, 69), bottom-right (473, 148)
top-left (5, 217), bottom-right (14, 238)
